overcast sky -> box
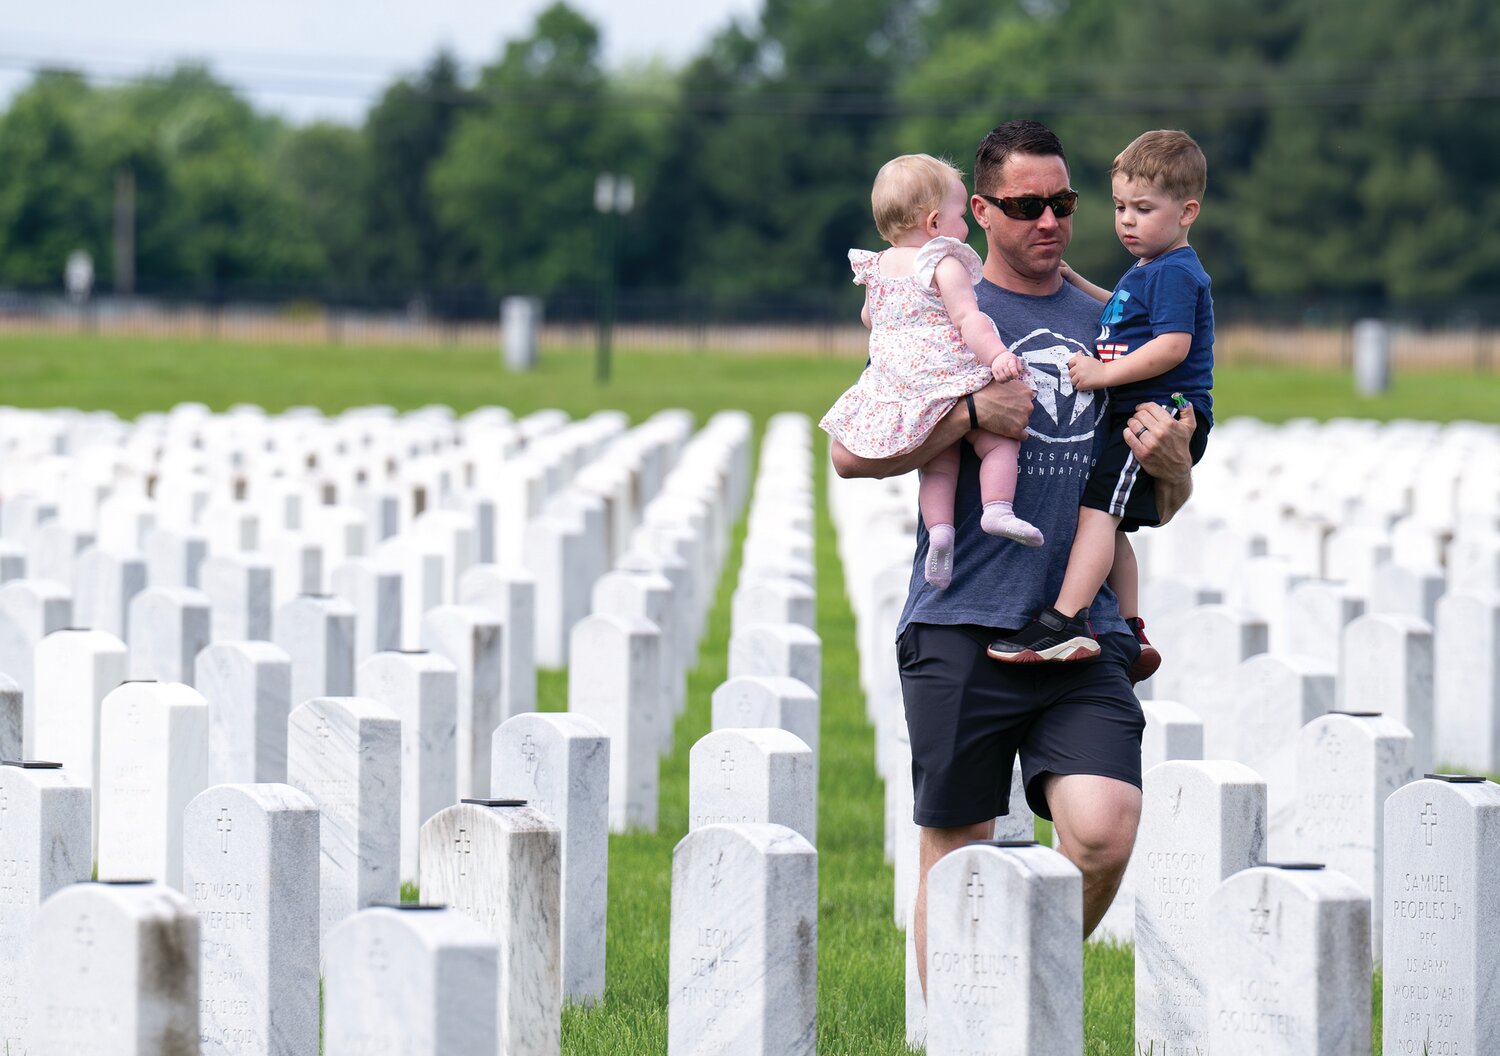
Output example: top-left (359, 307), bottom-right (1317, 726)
top-left (0, 0), bottom-right (763, 123)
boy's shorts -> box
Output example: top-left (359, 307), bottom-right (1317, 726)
top-left (897, 623), bottom-right (1145, 826)
top-left (1081, 401), bottom-right (1211, 531)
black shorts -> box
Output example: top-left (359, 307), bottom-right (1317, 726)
top-left (897, 622), bottom-right (1145, 827)
top-left (1080, 403), bottom-right (1211, 531)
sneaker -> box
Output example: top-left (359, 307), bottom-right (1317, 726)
top-left (1124, 616), bottom-right (1161, 683)
top-left (987, 606), bottom-right (1100, 663)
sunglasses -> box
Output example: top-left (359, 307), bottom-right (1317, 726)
top-left (976, 190), bottom-right (1079, 220)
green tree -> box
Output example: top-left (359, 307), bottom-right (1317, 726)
top-left (0, 71), bottom-right (108, 287)
top-left (364, 51), bottom-right (473, 291)
top-left (275, 123), bottom-right (371, 288)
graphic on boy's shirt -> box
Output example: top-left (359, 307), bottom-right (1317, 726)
top-left (1008, 327), bottom-right (1100, 445)
top-left (1096, 289), bottom-right (1132, 361)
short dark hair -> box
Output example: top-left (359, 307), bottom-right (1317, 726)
top-left (974, 120), bottom-right (1068, 196)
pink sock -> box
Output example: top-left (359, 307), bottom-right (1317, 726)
top-left (925, 523), bottom-right (955, 589)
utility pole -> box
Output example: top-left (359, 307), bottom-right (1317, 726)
top-left (594, 173), bottom-right (635, 385)
top-left (113, 168), bottom-right (136, 296)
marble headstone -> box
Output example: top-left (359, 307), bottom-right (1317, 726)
top-left (126, 586), bottom-right (212, 685)
top-left (490, 712), bottom-right (609, 1007)
top-left (356, 649), bottom-right (458, 884)
top-left (688, 728), bottom-right (816, 846)
top-left (1207, 864), bottom-right (1371, 1055)
top-left (710, 675), bottom-right (820, 777)
top-left (31, 628), bottom-right (127, 839)
top-left (330, 557), bottom-right (403, 664)
top-left (667, 823), bottom-right (817, 1056)
top-left (727, 623), bottom-right (821, 698)
top-left (926, 841), bottom-right (1083, 1055)
top-left (28, 880), bottom-right (199, 1055)
top-left (458, 564), bottom-right (536, 722)
top-left (420, 604), bottom-right (502, 799)
top-left (0, 760), bottom-right (92, 1053)
top-left (273, 594), bottom-right (356, 710)
top-left (96, 680), bottom-right (211, 888)
top-left (1432, 591), bottom-right (1500, 773)
top-left (1338, 613), bottom-right (1434, 771)
top-left (286, 696), bottom-right (401, 940)
top-left (323, 905), bottom-right (498, 1056)
top-left (419, 800), bottom-right (562, 1056)
top-left (183, 783), bottom-right (320, 1056)
top-left (1382, 775), bottom-right (1500, 1055)
top-left (196, 641), bottom-right (294, 786)
top-left (201, 553), bottom-right (273, 642)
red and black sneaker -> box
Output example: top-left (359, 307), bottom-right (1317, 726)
top-left (987, 606), bottom-right (1101, 663)
top-left (1125, 616), bottom-right (1161, 684)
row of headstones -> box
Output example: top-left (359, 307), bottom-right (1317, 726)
top-left (0, 410), bottom-right (813, 1054)
top-left (913, 768), bottom-right (1500, 1055)
top-left (824, 457), bottom-right (1500, 1053)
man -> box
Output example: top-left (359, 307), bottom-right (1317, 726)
top-left (830, 119), bottom-right (1199, 993)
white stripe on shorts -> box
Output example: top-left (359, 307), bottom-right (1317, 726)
top-left (1108, 451), bottom-right (1143, 517)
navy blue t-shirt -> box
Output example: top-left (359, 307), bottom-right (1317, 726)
top-left (1095, 245), bottom-right (1214, 425)
top-left (897, 278), bottom-right (1126, 637)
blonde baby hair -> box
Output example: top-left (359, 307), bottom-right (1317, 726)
top-left (871, 153), bottom-right (964, 244)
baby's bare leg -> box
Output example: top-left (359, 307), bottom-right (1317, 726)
top-left (918, 444), bottom-right (961, 589)
top-left (1054, 507), bottom-right (1123, 616)
top-left (969, 430), bottom-right (1043, 547)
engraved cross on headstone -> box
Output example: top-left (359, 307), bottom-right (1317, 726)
top-left (719, 748), bottom-right (736, 791)
top-left (370, 936), bottom-right (389, 974)
top-left (1250, 893), bottom-right (1272, 938)
top-left (966, 871), bottom-right (985, 923)
top-left (1420, 802), bottom-right (1438, 846)
top-left (316, 714), bottom-right (332, 756)
top-left (456, 827), bottom-right (472, 876)
top-left (217, 808), bottom-right (233, 853)
top-left (75, 913), bottom-right (94, 974)
top-left (521, 734), bottom-right (539, 776)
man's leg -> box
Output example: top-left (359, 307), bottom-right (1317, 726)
top-left (914, 820), bottom-right (993, 997)
top-left (1044, 772), bottom-right (1142, 936)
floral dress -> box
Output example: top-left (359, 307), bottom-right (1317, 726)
top-left (819, 236), bottom-right (1001, 459)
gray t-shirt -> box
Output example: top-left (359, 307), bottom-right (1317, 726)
top-left (896, 277), bottom-right (1126, 636)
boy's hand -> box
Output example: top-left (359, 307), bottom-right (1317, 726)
top-left (991, 352), bottom-right (1021, 382)
top-left (1066, 353), bottom-right (1107, 391)
top-left (1060, 260), bottom-right (1076, 285)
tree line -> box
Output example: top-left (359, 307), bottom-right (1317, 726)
top-left (2, 0), bottom-right (1496, 315)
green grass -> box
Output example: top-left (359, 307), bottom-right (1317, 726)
top-left (8, 331), bottom-right (1493, 1053)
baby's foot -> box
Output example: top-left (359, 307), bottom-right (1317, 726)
top-left (925, 523), bottom-right (955, 589)
top-left (981, 503), bottom-right (1044, 547)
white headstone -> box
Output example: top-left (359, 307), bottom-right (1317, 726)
top-left (73, 547), bottom-right (147, 641)
top-left (1207, 863), bottom-right (1371, 1055)
top-left (0, 579), bottom-right (73, 742)
top-left (1227, 653), bottom-right (1335, 857)
top-left (491, 712), bottom-right (609, 1007)
top-left (710, 675), bottom-right (820, 774)
top-left (324, 905), bottom-right (498, 1056)
top-left (458, 564), bottom-right (536, 722)
top-left (419, 800), bottom-right (562, 1055)
top-left (1382, 774), bottom-right (1500, 1055)
top-left (286, 696), bottom-right (401, 940)
top-left (145, 527), bottom-right (208, 590)
top-left (356, 649), bottom-right (458, 884)
top-left (330, 557), bottom-right (403, 664)
top-left (127, 586), bottom-right (212, 685)
top-left (592, 568), bottom-right (682, 749)
top-left (568, 612), bottom-right (661, 832)
top-left (31, 628), bottom-right (126, 840)
top-left (201, 552), bottom-right (274, 642)
top-left (273, 594), bottom-right (356, 709)
top-left (28, 880), bottom-right (199, 1055)
top-left (1338, 613), bottom-right (1434, 771)
top-left (421, 604), bottom-right (502, 799)
top-left (926, 841), bottom-right (1083, 1055)
top-left (727, 623), bottom-right (821, 698)
top-left (1286, 579), bottom-right (1365, 668)
top-left (196, 641), bottom-right (293, 786)
top-left (730, 576), bottom-right (815, 637)
top-left (1148, 605), bottom-right (1268, 752)
top-left (1294, 710), bottom-right (1414, 959)
top-left (96, 680), bottom-right (210, 888)
top-left (0, 760), bottom-right (91, 1053)
top-left (689, 728), bottom-right (816, 846)
top-left (183, 782), bottom-right (320, 1056)
top-left (1135, 759), bottom-right (1268, 1055)
top-left (1433, 590), bottom-right (1500, 773)
top-left (667, 823), bottom-right (817, 1056)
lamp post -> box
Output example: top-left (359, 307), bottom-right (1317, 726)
top-left (594, 172), bottom-right (634, 384)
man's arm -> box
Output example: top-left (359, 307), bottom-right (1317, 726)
top-left (1124, 400), bottom-right (1196, 523)
top-left (831, 379), bottom-right (1034, 479)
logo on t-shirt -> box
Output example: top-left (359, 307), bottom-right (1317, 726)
top-left (1010, 327), bottom-right (1100, 444)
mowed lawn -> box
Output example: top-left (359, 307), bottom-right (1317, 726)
top-left (4, 331), bottom-right (1496, 1054)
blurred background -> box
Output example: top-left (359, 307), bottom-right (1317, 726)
top-left (2, 0), bottom-right (1496, 366)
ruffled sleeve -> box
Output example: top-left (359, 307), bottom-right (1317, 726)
top-left (848, 248), bottom-right (880, 286)
top-left (913, 236), bottom-right (984, 288)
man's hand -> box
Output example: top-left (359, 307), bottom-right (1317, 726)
top-left (1125, 399), bottom-right (1196, 524)
top-left (973, 377), bottom-right (1033, 440)
top-left (1066, 353), bottom-right (1108, 392)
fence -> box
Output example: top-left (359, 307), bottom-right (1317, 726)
top-left (2, 294), bottom-right (1498, 370)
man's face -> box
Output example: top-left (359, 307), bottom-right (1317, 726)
top-left (972, 152), bottom-right (1073, 283)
